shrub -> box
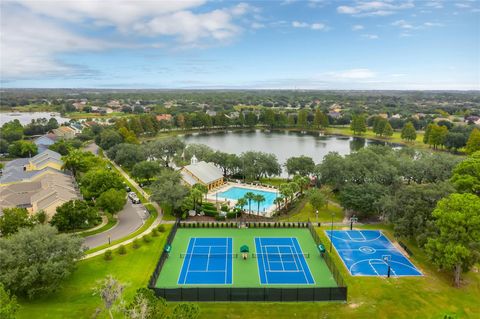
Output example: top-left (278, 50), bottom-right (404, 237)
top-left (220, 205), bottom-right (229, 211)
top-left (226, 212), bottom-right (236, 219)
top-left (133, 239), bottom-right (140, 249)
top-left (104, 250), bottom-right (113, 261)
top-left (158, 225), bottom-right (166, 233)
top-left (118, 245), bottom-right (127, 255)
top-left (151, 229), bottom-right (159, 237)
top-left (143, 235), bottom-right (151, 243)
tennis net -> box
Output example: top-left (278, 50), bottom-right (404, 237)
top-left (251, 252), bottom-right (310, 259)
top-left (179, 253), bottom-right (239, 259)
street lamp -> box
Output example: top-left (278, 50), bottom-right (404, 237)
top-left (315, 209), bottom-right (319, 224)
top-left (329, 212), bottom-right (334, 253)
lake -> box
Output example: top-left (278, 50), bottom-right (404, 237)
top-left (0, 112), bottom-right (70, 126)
top-left (183, 129), bottom-right (402, 170)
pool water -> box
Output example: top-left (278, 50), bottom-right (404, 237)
top-left (216, 187), bottom-right (278, 214)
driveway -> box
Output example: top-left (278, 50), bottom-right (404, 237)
top-left (83, 200), bottom-right (149, 249)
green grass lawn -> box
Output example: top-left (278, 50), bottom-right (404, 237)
top-left (279, 199), bottom-right (344, 223)
top-left (259, 177), bottom-right (287, 187)
top-left (78, 214), bottom-right (117, 238)
top-left (327, 126), bottom-right (426, 147)
top-left (84, 208), bottom-right (158, 254)
top-left (16, 224), bottom-right (479, 319)
top-left (16, 225), bottom-right (172, 319)
top-left (157, 228), bottom-right (336, 288)
top-left (197, 225), bottom-right (479, 319)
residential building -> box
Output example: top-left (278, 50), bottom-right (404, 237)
top-left (0, 171), bottom-right (80, 218)
top-left (156, 114), bottom-right (173, 122)
top-left (52, 126), bottom-right (76, 139)
top-left (34, 134), bottom-right (57, 153)
top-left (0, 150), bottom-right (64, 185)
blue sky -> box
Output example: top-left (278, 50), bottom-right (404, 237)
top-left (1, 0), bottom-right (479, 89)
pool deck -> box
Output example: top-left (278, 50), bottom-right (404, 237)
top-left (207, 182), bottom-right (279, 217)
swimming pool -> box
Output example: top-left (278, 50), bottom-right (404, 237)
top-left (216, 187), bottom-right (278, 214)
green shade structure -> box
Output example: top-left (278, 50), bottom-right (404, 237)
top-left (318, 244), bottom-right (326, 253)
top-left (240, 245), bottom-right (249, 253)
top-left (164, 244), bottom-right (172, 253)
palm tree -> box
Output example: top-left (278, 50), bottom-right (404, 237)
top-left (192, 183), bottom-right (208, 204)
top-left (190, 188), bottom-right (203, 211)
top-left (244, 192), bottom-right (255, 214)
top-left (293, 175), bottom-right (310, 195)
top-left (273, 197), bottom-right (283, 211)
top-left (279, 184), bottom-right (293, 209)
top-left (253, 194), bottom-right (266, 216)
top-left (235, 197), bottom-right (247, 220)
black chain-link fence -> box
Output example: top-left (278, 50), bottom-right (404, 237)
top-left (148, 220), bottom-right (347, 302)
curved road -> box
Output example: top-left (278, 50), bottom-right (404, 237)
top-left (83, 200), bottom-right (149, 249)
top-left (82, 142), bottom-right (150, 249)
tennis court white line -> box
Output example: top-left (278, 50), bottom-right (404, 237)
top-left (183, 238), bottom-right (197, 284)
top-left (290, 237), bottom-right (309, 284)
top-left (259, 238), bottom-right (269, 284)
top-left (276, 246), bottom-right (285, 271)
top-left (205, 247), bottom-right (211, 272)
top-left (224, 238), bottom-right (229, 284)
top-left (287, 246), bottom-right (301, 272)
top-left (187, 270), bottom-right (226, 273)
top-left (194, 245), bottom-right (228, 248)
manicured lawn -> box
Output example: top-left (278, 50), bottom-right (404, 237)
top-left (279, 199), bottom-right (344, 223)
top-left (327, 126), bottom-right (426, 147)
top-left (197, 225), bottom-right (480, 319)
top-left (16, 224), bottom-right (479, 318)
top-left (84, 208), bottom-right (158, 254)
top-left (79, 214), bottom-right (117, 238)
top-left (16, 225), bottom-right (172, 319)
top-left (259, 177), bottom-right (287, 187)
top-left (160, 204), bottom-right (178, 221)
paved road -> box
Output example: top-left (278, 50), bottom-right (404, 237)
top-left (83, 142), bottom-right (99, 155)
top-left (83, 193), bottom-right (149, 249)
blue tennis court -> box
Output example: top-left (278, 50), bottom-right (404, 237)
top-left (326, 230), bottom-right (422, 277)
top-left (254, 237), bottom-right (315, 285)
top-left (178, 237), bottom-right (233, 285)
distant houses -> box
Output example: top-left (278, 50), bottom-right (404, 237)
top-left (156, 114), bottom-right (173, 122)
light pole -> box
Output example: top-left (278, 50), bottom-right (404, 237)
top-left (315, 209), bottom-right (319, 224)
top-left (329, 212), bottom-right (334, 253)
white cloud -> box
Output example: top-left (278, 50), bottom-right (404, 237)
top-left (328, 68), bottom-right (376, 79)
top-left (292, 21), bottom-right (309, 28)
top-left (1, 1), bottom-right (254, 79)
top-left (251, 22), bottom-right (265, 29)
top-left (352, 24), bottom-right (365, 31)
top-left (423, 22), bottom-right (444, 27)
top-left (361, 34), bottom-right (379, 39)
top-left (0, 9), bottom-right (115, 79)
top-left (425, 1), bottom-right (444, 9)
top-left (292, 21), bottom-right (327, 30)
top-left (337, 1), bottom-right (415, 17)
top-left (392, 20), bottom-right (415, 29)
top-left (311, 23), bottom-right (327, 30)
top-left (455, 3), bottom-right (471, 8)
